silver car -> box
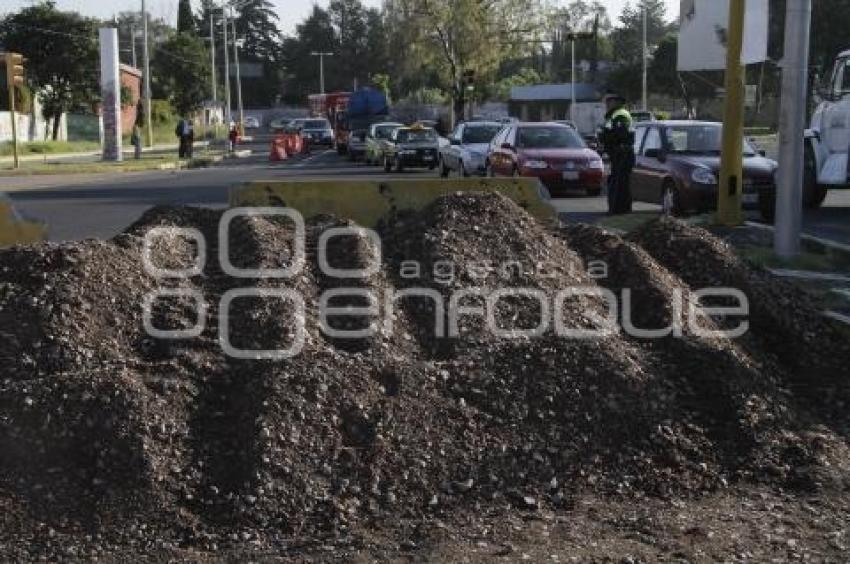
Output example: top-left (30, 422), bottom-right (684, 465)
top-left (439, 121), bottom-right (504, 177)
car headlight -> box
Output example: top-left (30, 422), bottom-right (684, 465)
top-left (524, 160), bottom-right (549, 170)
top-left (691, 167), bottom-right (717, 185)
top-left (585, 159), bottom-right (604, 171)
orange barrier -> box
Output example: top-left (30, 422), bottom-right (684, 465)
top-left (270, 134), bottom-right (288, 161)
top-left (283, 132), bottom-right (304, 155)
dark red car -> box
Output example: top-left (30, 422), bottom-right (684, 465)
top-left (486, 122), bottom-right (605, 197)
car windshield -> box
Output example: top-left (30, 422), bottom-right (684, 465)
top-left (304, 120), bottom-right (330, 130)
top-left (666, 125), bottom-right (756, 157)
top-left (463, 126), bottom-right (502, 144)
top-left (516, 126), bottom-right (585, 149)
top-left (397, 129), bottom-right (437, 143)
top-left (375, 125), bottom-right (399, 139)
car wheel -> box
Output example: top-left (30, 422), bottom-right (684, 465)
top-left (661, 180), bottom-right (683, 216)
top-left (802, 142), bottom-right (828, 209)
top-left (459, 160), bottom-right (471, 178)
top-left (383, 155), bottom-right (392, 173)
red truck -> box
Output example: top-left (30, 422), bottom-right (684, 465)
top-left (308, 92), bottom-right (351, 154)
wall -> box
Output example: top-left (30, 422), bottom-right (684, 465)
top-left (120, 65), bottom-right (142, 136)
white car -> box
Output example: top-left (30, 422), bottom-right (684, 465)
top-left (243, 116), bottom-right (261, 129)
top-left (439, 121), bottom-right (504, 177)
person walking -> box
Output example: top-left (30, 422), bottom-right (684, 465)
top-left (175, 117), bottom-right (194, 159)
top-left (599, 94), bottom-right (635, 215)
top-left (228, 123), bottom-right (239, 153)
top-left (130, 125), bottom-right (142, 160)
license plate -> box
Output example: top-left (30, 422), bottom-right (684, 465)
top-left (742, 193), bottom-right (758, 204)
top-left (423, 156), bottom-right (434, 161)
top-left (563, 171), bottom-right (580, 180)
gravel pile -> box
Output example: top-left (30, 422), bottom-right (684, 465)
top-left (0, 193), bottom-right (848, 558)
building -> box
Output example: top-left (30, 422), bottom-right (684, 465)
top-left (509, 83), bottom-right (601, 121)
top-left (119, 64), bottom-right (141, 136)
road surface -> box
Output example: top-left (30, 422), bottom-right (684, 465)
top-left (5, 139), bottom-right (850, 247)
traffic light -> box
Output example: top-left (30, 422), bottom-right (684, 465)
top-left (2, 52), bottom-right (25, 169)
top-left (4, 52), bottom-right (25, 89)
top-left (462, 69), bottom-right (476, 87)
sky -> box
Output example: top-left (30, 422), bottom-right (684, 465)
top-left (0, 0), bottom-right (681, 33)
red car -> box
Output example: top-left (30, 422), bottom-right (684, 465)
top-left (486, 122), bottom-right (605, 197)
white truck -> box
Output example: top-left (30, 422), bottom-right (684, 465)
top-left (804, 49), bottom-right (850, 208)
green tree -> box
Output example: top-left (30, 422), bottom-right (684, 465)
top-left (0, 1), bottom-right (100, 140)
top-left (282, 6), bottom-right (337, 101)
top-left (607, 0), bottom-right (671, 101)
top-left (152, 32), bottom-right (211, 115)
top-left (113, 11), bottom-right (172, 68)
top-left (548, 1), bottom-right (612, 83)
top-left (178, 0), bottom-right (196, 35)
top-left (384, 0), bottom-right (545, 122)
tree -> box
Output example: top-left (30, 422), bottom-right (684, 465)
top-left (152, 32), bottom-right (211, 115)
top-left (607, 0), bottom-right (672, 101)
top-left (178, 0), bottom-right (196, 35)
top-left (548, 1), bottom-right (612, 83)
top-left (282, 6), bottom-right (337, 101)
top-left (113, 11), bottom-right (172, 68)
top-left (0, 1), bottom-right (99, 140)
top-left (384, 0), bottom-right (545, 122)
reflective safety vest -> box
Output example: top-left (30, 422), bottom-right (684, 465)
top-left (605, 107), bottom-right (633, 130)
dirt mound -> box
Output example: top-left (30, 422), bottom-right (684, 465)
top-left (1, 194), bottom-right (848, 557)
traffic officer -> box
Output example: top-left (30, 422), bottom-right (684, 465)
top-left (599, 93), bottom-right (635, 215)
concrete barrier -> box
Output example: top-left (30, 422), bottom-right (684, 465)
top-left (229, 178), bottom-right (556, 227)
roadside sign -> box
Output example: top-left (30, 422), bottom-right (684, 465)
top-left (677, 0), bottom-right (769, 71)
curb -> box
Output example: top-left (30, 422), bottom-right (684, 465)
top-left (744, 220), bottom-right (850, 256)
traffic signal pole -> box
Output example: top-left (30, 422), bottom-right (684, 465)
top-left (4, 52), bottom-right (25, 170)
top-left (716, 0), bottom-right (746, 226)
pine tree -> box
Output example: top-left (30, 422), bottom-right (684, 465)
top-left (177, 0), bottom-right (195, 35)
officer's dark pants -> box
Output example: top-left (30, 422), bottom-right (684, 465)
top-left (607, 153), bottom-right (634, 215)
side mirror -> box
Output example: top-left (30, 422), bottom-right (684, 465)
top-left (644, 148), bottom-right (666, 161)
top-left (501, 142), bottom-right (514, 151)
top-left (758, 149), bottom-right (767, 157)
top-left (450, 138), bottom-right (461, 145)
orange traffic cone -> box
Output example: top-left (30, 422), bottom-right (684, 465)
top-left (270, 135), bottom-right (288, 162)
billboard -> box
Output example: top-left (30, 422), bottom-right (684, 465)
top-left (677, 0), bottom-right (770, 71)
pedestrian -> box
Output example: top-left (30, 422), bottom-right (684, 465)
top-left (175, 118), bottom-right (188, 158)
top-left (599, 93), bottom-right (635, 215)
top-left (186, 120), bottom-right (195, 159)
top-left (228, 123), bottom-right (239, 153)
top-left (130, 124), bottom-right (142, 160)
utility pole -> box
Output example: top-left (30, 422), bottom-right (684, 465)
top-left (716, 0), bottom-right (746, 226)
top-left (567, 32), bottom-right (595, 124)
top-left (209, 11), bottom-right (217, 105)
top-left (571, 37), bottom-right (577, 122)
top-left (311, 52), bottom-right (333, 94)
top-left (130, 25), bottom-right (137, 68)
top-left (642, 2), bottom-right (648, 110)
top-left (231, 14), bottom-right (245, 135)
top-left (141, 0), bottom-right (153, 147)
top-left (775, 0), bottom-right (813, 257)
top-left (222, 10), bottom-right (232, 127)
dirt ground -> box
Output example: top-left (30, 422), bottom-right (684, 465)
top-left (0, 193), bottom-right (848, 560)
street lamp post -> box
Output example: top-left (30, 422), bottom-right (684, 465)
top-left (566, 32), bottom-right (595, 124)
top-left (642, 2), bottom-right (648, 111)
top-left (141, 0), bottom-right (153, 147)
top-left (231, 15), bottom-right (245, 135)
top-left (222, 11), bottom-right (231, 127)
top-left (311, 52), bottom-right (334, 94)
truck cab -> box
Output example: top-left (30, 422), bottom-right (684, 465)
top-left (805, 49), bottom-right (850, 208)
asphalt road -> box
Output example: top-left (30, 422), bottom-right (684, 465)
top-left (5, 138), bottom-right (850, 247)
